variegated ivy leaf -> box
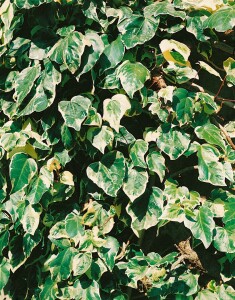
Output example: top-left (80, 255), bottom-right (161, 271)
top-left (103, 94), bottom-right (131, 132)
top-left (117, 60), bottom-right (150, 98)
top-left (39, 278), bottom-right (58, 300)
top-left (58, 96), bottom-right (91, 131)
top-left (129, 139), bottom-right (148, 168)
top-left (10, 153), bottom-right (37, 194)
top-left (0, 257), bottom-right (11, 290)
top-left (14, 0), bottom-right (53, 9)
top-left (77, 32), bottom-right (104, 80)
top-left (118, 14), bottom-right (159, 49)
top-left (213, 223), bottom-right (235, 253)
top-left (98, 236), bottom-right (119, 271)
top-left (159, 39), bottom-right (191, 67)
top-left (21, 204), bottom-right (41, 235)
top-left (195, 123), bottom-right (226, 151)
top-left (203, 6), bottom-right (235, 32)
top-left (185, 205), bottom-right (215, 249)
top-left (13, 65), bottom-right (41, 106)
top-left (147, 150), bottom-right (166, 182)
top-left (87, 126), bottom-right (114, 154)
top-left (73, 279), bottom-right (101, 300)
top-left (144, 1), bottom-right (186, 19)
top-left (127, 187), bottom-right (163, 236)
top-left (157, 126), bottom-right (190, 160)
top-left (197, 144), bottom-right (226, 186)
top-left (48, 27), bottom-right (86, 74)
top-left (123, 164), bottom-right (148, 202)
top-left (176, 97), bottom-right (194, 125)
top-left (158, 86), bottom-right (175, 103)
top-left (87, 151), bottom-right (125, 197)
top-left (198, 61), bottom-right (222, 79)
top-left (72, 252), bottom-right (92, 276)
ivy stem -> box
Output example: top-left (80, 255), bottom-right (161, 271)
top-left (170, 166), bottom-right (198, 178)
top-left (214, 75), bottom-right (226, 99)
top-left (212, 118), bottom-right (235, 150)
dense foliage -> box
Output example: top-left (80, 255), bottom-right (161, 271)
top-left (0, 0), bottom-right (235, 299)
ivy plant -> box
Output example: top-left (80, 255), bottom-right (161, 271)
top-left (0, 0), bottom-right (235, 299)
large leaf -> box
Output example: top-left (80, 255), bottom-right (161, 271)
top-left (39, 278), bottom-right (58, 300)
top-left (176, 97), bottom-right (194, 125)
top-left (58, 96), bottom-right (91, 131)
top-left (195, 123), bottom-right (226, 151)
top-left (146, 150), bottom-right (166, 182)
top-left (203, 7), bottom-right (235, 32)
top-left (21, 204), bottom-right (41, 235)
top-left (129, 139), bottom-right (148, 168)
top-left (87, 126), bottom-right (114, 154)
top-left (48, 28), bottom-right (86, 74)
top-left (223, 58), bottom-right (235, 86)
top-left (0, 257), bottom-right (10, 290)
top-left (73, 279), bottom-right (101, 300)
top-left (123, 165), bottom-right (148, 202)
top-left (157, 126), bottom-right (190, 160)
top-left (118, 15), bottom-right (159, 49)
top-left (87, 151), bottom-right (125, 197)
top-left (213, 222), bottom-right (235, 253)
top-left (117, 60), bottom-right (150, 98)
top-left (197, 144), bottom-right (226, 186)
top-left (103, 94), bottom-right (131, 132)
top-left (144, 1), bottom-right (186, 19)
top-left (10, 153), bottom-right (37, 193)
top-left (98, 236), bottom-right (119, 271)
top-left (13, 65), bottom-right (41, 106)
top-left (185, 205), bottom-right (215, 248)
top-left (127, 187), bottom-right (163, 234)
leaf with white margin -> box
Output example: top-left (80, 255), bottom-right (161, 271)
top-left (103, 94), bottom-right (131, 132)
top-left (147, 150), bottom-right (166, 182)
top-left (157, 126), bottom-right (190, 160)
top-left (48, 28), bottom-right (86, 74)
top-left (197, 144), bottom-right (226, 186)
top-left (87, 151), bottom-right (125, 197)
top-left (144, 1), bottom-right (186, 19)
top-left (158, 86), bottom-right (175, 103)
top-left (72, 252), bottom-right (92, 276)
top-left (123, 165), bottom-right (148, 202)
top-left (10, 153), bottom-right (37, 194)
top-left (60, 171), bottom-right (74, 186)
top-left (129, 139), bottom-right (148, 168)
top-left (87, 126), bottom-right (114, 154)
top-left (127, 187), bottom-right (163, 235)
top-left (195, 123), bottom-right (226, 151)
top-left (118, 15), bottom-right (159, 49)
top-left (14, 65), bottom-right (41, 106)
top-left (21, 204), bottom-right (41, 235)
top-left (117, 60), bottom-right (150, 98)
top-left (185, 205), bottom-right (215, 249)
top-left (198, 61), bottom-right (222, 79)
top-left (159, 39), bottom-right (191, 67)
top-left (0, 257), bottom-right (10, 290)
top-left (58, 96), bottom-right (91, 131)
top-left (98, 236), bottom-right (119, 271)
top-left (203, 7), bottom-right (235, 32)
top-left (213, 222), bottom-right (235, 253)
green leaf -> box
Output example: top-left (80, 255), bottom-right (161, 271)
top-left (144, 1), bottom-right (186, 19)
top-left (10, 153), bottom-right (38, 193)
top-left (39, 277), bottom-right (58, 300)
top-left (48, 29), bottom-right (86, 74)
top-left (147, 150), bottom-right (166, 182)
top-left (0, 172), bottom-right (7, 203)
top-left (176, 97), bottom-right (194, 125)
top-left (223, 197), bottom-right (235, 224)
top-left (129, 139), bottom-right (148, 168)
top-left (157, 126), bottom-right (190, 160)
top-left (198, 92), bottom-right (218, 115)
top-left (195, 123), bottom-right (226, 151)
top-left (87, 151), bottom-right (125, 197)
top-left (160, 203), bottom-right (185, 223)
top-left (72, 252), bottom-right (92, 276)
top-left (23, 230), bottom-right (41, 258)
top-left (48, 247), bottom-right (76, 281)
top-left (123, 165), bottom-right (148, 202)
top-left (87, 126), bottom-right (114, 154)
top-left (203, 7), bottom-right (235, 32)
top-left (58, 96), bottom-right (91, 131)
top-left (14, 65), bottom-right (41, 106)
top-left (77, 32), bottom-right (104, 79)
top-left (185, 205), bottom-right (215, 248)
top-left (73, 279), bottom-right (101, 300)
top-left (14, 0), bottom-right (52, 9)
top-left (65, 213), bottom-right (85, 246)
top-left (195, 289), bottom-right (219, 300)
top-left (118, 15), bottom-right (159, 49)
top-left (0, 257), bottom-right (10, 290)
top-left (99, 35), bottom-right (125, 73)
top-left (26, 176), bottom-right (49, 204)
top-left (0, 231), bottom-right (9, 254)
top-left (98, 236), bottom-right (119, 271)
top-left (197, 144), bottom-right (226, 186)
top-left (117, 61), bottom-right (150, 98)
top-left (213, 222), bottom-right (235, 253)
top-left (21, 203), bottom-right (41, 235)
top-left (127, 187), bottom-right (163, 234)
top-left (103, 94), bottom-right (131, 132)
top-left (198, 61), bottom-right (222, 79)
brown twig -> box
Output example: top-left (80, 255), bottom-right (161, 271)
top-left (212, 118), bottom-right (235, 150)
